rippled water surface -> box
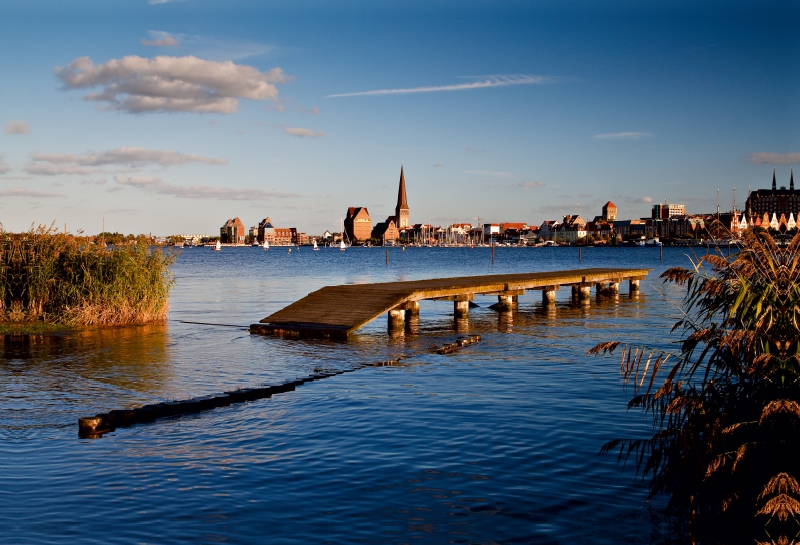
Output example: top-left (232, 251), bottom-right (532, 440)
top-left (1, 245), bottom-right (708, 543)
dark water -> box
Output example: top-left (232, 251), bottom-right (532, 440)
top-left (1, 245), bottom-right (706, 544)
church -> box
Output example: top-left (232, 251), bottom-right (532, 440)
top-left (371, 166), bottom-right (410, 243)
top-left (745, 168), bottom-right (799, 218)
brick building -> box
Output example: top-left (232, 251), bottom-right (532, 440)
top-left (745, 169), bottom-right (799, 218)
top-left (344, 207), bottom-right (373, 241)
top-left (372, 216), bottom-right (400, 243)
top-left (220, 217), bottom-right (246, 244)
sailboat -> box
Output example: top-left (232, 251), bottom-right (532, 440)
top-left (263, 240), bottom-right (269, 251)
top-left (213, 240), bottom-right (221, 251)
top-left (339, 238), bottom-right (346, 251)
top-left (313, 240), bottom-right (319, 251)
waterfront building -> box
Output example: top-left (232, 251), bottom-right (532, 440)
top-left (745, 169), bottom-right (799, 218)
top-left (344, 207), bottom-right (373, 241)
top-left (602, 201), bottom-right (617, 221)
top-left (483, 224), bottom-right (501, 243)
top-left (395, 166), bottom-right (410, 229)
top-left (220, 217), bottom-right (246, 244)
top-left (651, 201), bottom-right (686, 219)
top-left (557, 215), bottom-right (587, 242)
top-left (539, 220), bottom-right (561, 239)
top-left (371, 217), bottom-right (400, 243)
top-left (258, 217), bottom-right (297, 245)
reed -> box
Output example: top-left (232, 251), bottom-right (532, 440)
top-left (0, 224), bottom-right (175, 326)
top-left (589, 230), bottom-right (800, 543)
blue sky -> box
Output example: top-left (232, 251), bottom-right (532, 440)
top-left (0, 0), bottom-right (797, 235)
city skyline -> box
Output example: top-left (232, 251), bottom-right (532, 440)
top-left (0, 0), bottom-right (797, 235)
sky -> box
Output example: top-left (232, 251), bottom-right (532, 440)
top-left (0, 0), bottom-right (798, 235)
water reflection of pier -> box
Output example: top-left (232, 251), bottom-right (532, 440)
top-left (251, 268), bottom-right (650, 340)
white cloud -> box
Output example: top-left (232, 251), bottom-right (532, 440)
top-left (24, 164), bottom-right (104, 176)
top-left (0, 187), bottom-right (66, 198)
top-left (148, 0), bottom-right (187, 5)
top-left (464, 146), bottom-right (485, 153)
top-left (466, 170), bottom-right (512, 178)
top-left (56, 55), bottom-right (289, 114)
top-left (0, 153), bottom-right (9, 175)
top-left (80, 178), bottom-right (107, 185)
top-left (26, 147), bottom-right (227, 175)
top-left (433, 163), bottom-right (443, 168)
top-left (326, 75), bottom-right (552, 98)
top-left (749, 152), bottom-right (800, 165)
top-left (4, 120), bottom-right (30, 134)
top-left (284, 127), bottom-right (325, 138)
top-left (592, 132), bottom-right (653, 140)
top-left (634, 196), bottom-right (653, 204)
top-left (141, 31), bottom-right (179, 47)
top-left (114, 175), bottom-right (300, 200)
top-left (520, 181), bottom-right (546, 188)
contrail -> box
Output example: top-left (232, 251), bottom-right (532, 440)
top-left (326, 75), bottom-right (553, 98)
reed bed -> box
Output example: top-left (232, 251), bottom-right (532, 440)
top-left (590, 230), bottom-right (800, 543)
top-left (0, 224), bottom-right (175, 326)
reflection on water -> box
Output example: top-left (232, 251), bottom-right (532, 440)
top-left (1, 247), bottom-right (690, 544)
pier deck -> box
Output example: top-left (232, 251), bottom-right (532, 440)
top-left (250, 267), bottom-right (651, 340)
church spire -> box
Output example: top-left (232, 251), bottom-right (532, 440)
top-left (395, 165), bottom-right (410, 229)
top-left (792, 168), bottom-right (795, 190)
top-left (773, 168), bottom-right (777, 190)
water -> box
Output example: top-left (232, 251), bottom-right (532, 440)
top-left (1, 245), bottom-right (705, 544)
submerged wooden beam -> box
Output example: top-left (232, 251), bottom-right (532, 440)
top-left (251, 267), bottom-right (651, 340)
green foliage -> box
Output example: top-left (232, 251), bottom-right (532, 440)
top-left (590, 230), bottom-right (800, 542)
top-left (0, 224), bottom-right (175, 325)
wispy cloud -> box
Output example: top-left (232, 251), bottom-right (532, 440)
top-left (433, 163), bottom-right (443, 168)
top-left (0, 187), bottom-right (66, 198)
top-left (326, 75), bottom-right (553, 98)
top-left (0, 153), bottom-right (9, 175)
top-left (284, 127), bottom-right (325, 138)
top-left (520, 181), bottom-right (546, 188)
top-left (466, 170), bottom-right (512, 178)
top-left (141, 31), bottom-right (179, 47)
top-left (4, 120), bottom-right (30, 134)
top-left (26, 147), bottom-right (227, 175)
top-left (593, 132), bottom-right (653, 140)
top-left (749, 152), bottom-right (800, 165)
top-left (148, 0), bottom-right (187, 5)
top-left (464, 146), bottom-right (486, 153)
top-left (114, 175), bottom-right (300, 200)
top-left (80, 178), bottom-right (107, 185)
top-left (56, 55), bottom-right (289, 114)
top-left (631, 196), bottom-right (653, 204)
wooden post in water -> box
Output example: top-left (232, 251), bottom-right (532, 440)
top-left (579, 247), bottom-right (582, 262)
top-left (491, 241), bottom-right (495, 264)
top-left (660, 244), bottom-right (663, 261)
top-left (386, 249), bottom-right (388, 265)
top-left (728, 241), bottom-right (731, 256)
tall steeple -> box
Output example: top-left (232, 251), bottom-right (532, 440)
top-left (395, 165), bottom-right (410, 229)
top-left (773, 168), bottom-right (777, 190)
top-left (791, 168), bottom-right (795, 191)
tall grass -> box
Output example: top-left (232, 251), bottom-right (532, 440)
top-left (589, 230), bottom-right (800, 543)
top-left (0, 224), bottom-right (175, 325)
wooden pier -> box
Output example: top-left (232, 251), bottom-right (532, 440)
top-left (250, 267), bottom-right (651, 340)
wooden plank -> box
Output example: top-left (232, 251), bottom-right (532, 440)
top-left (252, 267), bottom-right (651, 338)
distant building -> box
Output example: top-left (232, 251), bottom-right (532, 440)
top-left (395, 166), bottom-right (410, 229)
top-left (558, 215), bottom-right (587, 242)
top-left (220, 217), bottom-right (246, 244)
top-left (483, 223), bottom-right (501, 243)
top-left (539, 220), bottom-right (561, 239)
top-left (345, 207), bottom-right (373, 241)
top-left (602, 201), bottom-right (617, 221)
top-left (652, 201), bottom-right (686, 220)
top-left (258, 217), bottom-right (296, 245)
top-left (745, 169), bottom-right (799, 218)
top-left (248, 226), bottom-right (258, 239)
top-left (372, 216), bottom-right (400, 243)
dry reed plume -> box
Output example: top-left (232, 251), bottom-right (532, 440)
top-left (0, 224), bottom-right (175, 326)
top-left (589, 230), bottom-right (800, 543)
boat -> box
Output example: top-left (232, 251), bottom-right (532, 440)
top-left (340, 239), bottom-right (346, 251)
top-left (313, 240), bottom-right (319, 251)
top-left (213, 240), bottom-right (221, 251)
top-left (263, 240), bottom-right (269, 251)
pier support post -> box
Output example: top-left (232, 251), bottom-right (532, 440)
top-left (388, 309), bottom-right (405, 330)
top-left (404, 300), bottom-right (420, 317)
top-left (543, 286), bottom-right (557, 305)
top-left (454, 300), bottom-right (470, 318)
top-left (496, 295), bottom-right (515, 310)
top-left (609, 282), bottom-right (619, 294)
top-left (579, 285), bottom-right (591, 301)
top-left (629, 279), bottom-right (640, 293)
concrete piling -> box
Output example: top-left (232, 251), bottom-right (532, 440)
top-left (388, 309), bottom-right (405, 330)
top-left (542, 286), bottom-right (558, 305)
top-left (454, 300), bottom-right (470, 318)
top-left (629, 279), bottom-right (640, 293)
